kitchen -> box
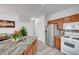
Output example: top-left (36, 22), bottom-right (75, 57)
top-left (47, 14), bottom-right (79, 55)
top-left (0, 4), bottom-right (79, 55)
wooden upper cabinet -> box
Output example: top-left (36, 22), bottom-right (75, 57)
top-left (63, 14), bottom-right (79, 23)
top-left (57, 19), bottom-right (64, 30)
top-left (48, 14), bottom-right (79, 30)
top-left (71, 14), bottom-right (79, 22)
top-left (48, 20), bottom-right (57, 24)
top-left (63, 16), bottom-right (72, 23)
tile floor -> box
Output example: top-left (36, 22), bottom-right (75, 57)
top-left (36, 40), bottom-right (64, 55)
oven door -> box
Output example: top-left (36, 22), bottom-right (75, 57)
top-left (61, 39), bottom-right (79, 54)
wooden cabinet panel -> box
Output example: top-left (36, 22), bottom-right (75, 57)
top-left (48, 14), bottom-right (79, 30)
top-left (63, 14), bottom-right (79, 23)
top-left (48, 20), bottom-right (57, 24)
top-left (63, 16), bottom-right (72, 23)
top-left (71, 14), bottom-right (79, 22)
top-left (57, 19), bottom-right (64, 30)
top-left (54, 36), bottom-right (61, 49)
top-left (23, 40), bottom-right (37, 55)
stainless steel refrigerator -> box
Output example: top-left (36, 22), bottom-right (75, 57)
top-left (46, 24), bottom-right (59, 48)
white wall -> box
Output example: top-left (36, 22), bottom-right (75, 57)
top-left (0, 14), bottom-right (35, 36)
top-left (0, 7), bottom-right (35, 36)
top-left (26, 21), bottom-right (35, 36)
top-left (19, 21), bottom-right (35, 36)
top-left (49, 6), bottom-right (79, 20)
top-left (35, 15), bottom-right (45, 43)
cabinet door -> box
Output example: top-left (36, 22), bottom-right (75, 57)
top-left (64, 16), bottom-right (72, 23)
top-left (48, 20), bottom-right (57, 24)
top-left (54, 36), bottom-right (61, 49)
top-left (64, 14), bottom-right (79, 23)
top-left (71, 14), bottom-right (79, 22)
top-left (57, 19), bottom-right (64, 30)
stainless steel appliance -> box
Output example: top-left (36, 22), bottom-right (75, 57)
top-left (46, 24), bottom-right (59, 48)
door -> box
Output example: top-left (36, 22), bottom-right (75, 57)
top-left (46, 24), bottom-right (54, 48)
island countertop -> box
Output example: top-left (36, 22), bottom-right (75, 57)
top-left (0, 36), bottom-right (37, 55)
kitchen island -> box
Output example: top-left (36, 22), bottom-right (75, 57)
top-left (0, 36), bottom-right (37, 55)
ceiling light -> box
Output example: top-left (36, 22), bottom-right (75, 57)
top-left (30, 17), bottom-right (35, 20)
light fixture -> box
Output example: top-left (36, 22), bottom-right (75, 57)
top-left (30, 17), bottom-right (39, 23)
top-left (30, 17), bottom-right (35, 21)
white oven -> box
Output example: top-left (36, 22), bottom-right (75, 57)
top-left (61, 36), bottom-right (79, 55)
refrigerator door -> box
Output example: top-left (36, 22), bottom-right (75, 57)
top-left (46, 24), bottom-right (54, 48)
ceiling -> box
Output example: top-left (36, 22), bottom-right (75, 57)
top-left (0, 4), bottom-right (79, 21)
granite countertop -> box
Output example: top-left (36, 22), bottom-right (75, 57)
top-left (0, 36), bottom-right (36, 55)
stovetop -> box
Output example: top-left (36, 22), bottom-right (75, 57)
top-left (71, 37), bottom-right (79, 40)
top-left (63, 35), bottom-right (79, 41)
top-left (64, 36), bottom-right (70, 38)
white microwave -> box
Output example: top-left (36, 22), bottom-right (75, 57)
top-left (63, 22), bottom-right (79, 30)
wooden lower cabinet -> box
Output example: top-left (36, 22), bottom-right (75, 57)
top-left (23, 40), bottom-right (37, 55)
top-left (54, 36), bottom-right (61, 50)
